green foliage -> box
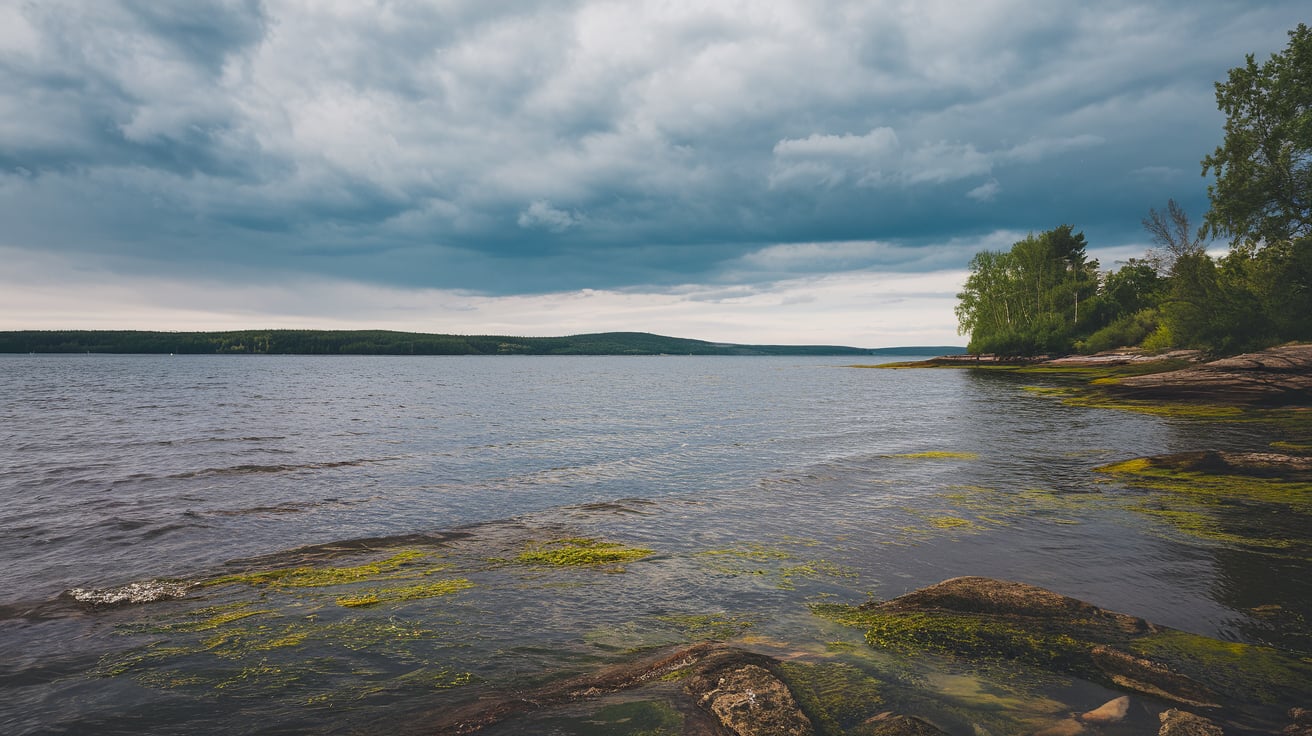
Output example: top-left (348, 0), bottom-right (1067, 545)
top-left (1077, 309), bottom-right (1159, 354)
top-left (955, 225), bottom-right (1099, 356)
top-left (1202, 24), bottom-right (1312, 246)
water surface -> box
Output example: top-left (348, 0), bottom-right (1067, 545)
top-left (0, 355), bottom-right (1305, 734)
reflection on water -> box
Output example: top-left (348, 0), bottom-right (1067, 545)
top-left (0, 354), bottom-right (1307, 734)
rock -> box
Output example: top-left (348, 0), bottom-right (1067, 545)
top-left (867, 576), bottom-right (1153, 636)
top-left (1285, 707), bottom-right (1312, 736)
top-left (858, 712), bottom-right (951, 736)
top-left (1079, 695), bottom-right (1131, 724)
top-left (1158, 708), bottom-right (1223, 735)
top-left (1110, 344), bottom-right (1312, 406)
top-left (1089, 646), bottom-right (1219, 708)
top-left (1031, 717), bottom-right (1086, 736)
top-left (1131, 450), bottom-right (1312, 480)
top-left (690, 663), bottom-right (815, 736)
top-left (851, 577), bottom-right (1225, 710)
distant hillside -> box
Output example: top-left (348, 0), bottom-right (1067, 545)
top-left (0, 330), bottom-right (964, 357)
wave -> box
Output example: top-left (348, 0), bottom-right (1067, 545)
top-left (167, 457), bottom-right (392, 479)
top-left (66, 579), bottom-right (193, 606)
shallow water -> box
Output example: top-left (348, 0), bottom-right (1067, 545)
top-left (0, 354), bottom-right (1307, 734)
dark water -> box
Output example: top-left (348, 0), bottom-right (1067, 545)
top-left (0, 354), bottom-right (1307, 734)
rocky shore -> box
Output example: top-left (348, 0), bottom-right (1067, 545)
top-left (428, 576), bottom-right (1309, 735)
top-left (1105, 344), bottom-right (1312, 405)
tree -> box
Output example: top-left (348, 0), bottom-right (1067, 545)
top-left (1201, 24), bottom-right (1312, 247)
top-left (1142, 198), bottom-right (1206, 273)
top-left (955, 225), bottom-right (1098, 355)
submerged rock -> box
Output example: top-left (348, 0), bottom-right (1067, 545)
top-left (1157, 708), bottom-right (1223, 735)
top-left (1031, 718), bottom-right (1086, 736)
top-left (869, 576), bottom-right (1153, 637)
top-left (1079, 695), bottom-right (1130, 724)
top-left (826, 575), bottom-right (1312, 726)
top-left (856, 712), bottom-right (951, 735)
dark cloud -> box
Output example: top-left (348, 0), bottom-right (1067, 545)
top-left (0, 0), bottom-right (1306, 296)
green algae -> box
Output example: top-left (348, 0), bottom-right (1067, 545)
top-left (335, 577), bottom-right (474, 608)
top-left (811, 605), bottom-right (1093, 674)
top-left (778, 660), bottom-right (886, 735)
top-left (1096, 457), bottom-right (1312, 512)
top-left (122, 602), bottom-right (275, 635)
top-left (883, 451), bottom-right (980, 460)
top-left (698, 542), bottom-right (855, 589)
top-left (206, 550), bottom-right (431, 589)
top-left (1272, 440), bottom-right (1312, 454)
top-left (1023, 386), bottom-right (1247, 418)
top-left (536, 699), bottom-right (683, 736)
top-left (654, 613), bottom-right (753, 641)
top-left (515, 537), bottom-right (653, 566)
top-left (1130, 629), bottom-right (1312, 704)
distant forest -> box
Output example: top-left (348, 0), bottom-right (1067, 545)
top-left (0, 330), bottom-right (962, 357)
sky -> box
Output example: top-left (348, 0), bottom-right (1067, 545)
top-left (0, 1), bottom-right (1306, 347)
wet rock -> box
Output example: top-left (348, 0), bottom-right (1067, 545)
top-left (1079, 695), bottom-right (1130, 724)
top-left (867, 576), bottom-right (1153, 636)
top-left (1089, 646), bottom-right (1219, 708)
top-left (1158, 708), bottom-right (1223, 735)
top-left (856, 712), bottom-right (951, 736)
top-left (1110, 344), bottom-right (1312, 406)
top-left (1132, 450), bottom-right (1312, 480)
top-left (686, 658), bottom-right (815, 736)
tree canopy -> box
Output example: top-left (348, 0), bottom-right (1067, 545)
top-left (954, 225), bottom-right (1098, 355)
top-left (1202, 23), bottom-right (1312, 247)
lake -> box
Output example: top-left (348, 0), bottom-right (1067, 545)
top-left (0, 354), bottom-right (1306, 734)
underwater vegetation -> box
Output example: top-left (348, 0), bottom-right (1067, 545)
top-left (206, 549), bottom-right (432, 589)
top-left (696, 541), bottom-right (857, 590)
top-left (513, 537), bottom-right (654, 566)
top-left (882, 451), bottom-right (980, 460)
top-left (1095, 453), bottom-right (1312, 557)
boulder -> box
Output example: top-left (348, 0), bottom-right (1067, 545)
top-left (689, 663), bottom-right (815, 736)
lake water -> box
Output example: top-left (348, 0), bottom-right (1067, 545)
top-left (0, 354), bottom-right (1306, 734)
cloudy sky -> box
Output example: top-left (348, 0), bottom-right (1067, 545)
top-left (0, 1), bottom-right (1304, 346)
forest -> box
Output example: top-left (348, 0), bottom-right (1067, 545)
top-left (0, 330), bottom-right (956, 357)
top-left (956, 24), bottom-right (1312, 357)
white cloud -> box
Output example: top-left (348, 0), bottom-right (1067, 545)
top-left (517, 200), bottom-right (585, 232)
top-left (967, 179), bottom-right (1000, 202)
top-left (770, 129), bottom-right (1102, 190)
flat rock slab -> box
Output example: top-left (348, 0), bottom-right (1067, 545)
top-left (1110, 344), bottom-right (1312, 405)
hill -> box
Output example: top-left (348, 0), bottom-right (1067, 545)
top-left (0, 330), bottom-right (964, 357)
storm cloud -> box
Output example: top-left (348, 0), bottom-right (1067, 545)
top-left (0, 0), bottom-right (1305, 341)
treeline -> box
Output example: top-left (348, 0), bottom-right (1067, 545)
top-left (0, 330), bottom-right (956, 356)
top-left (956, 24), bottom-right (1312, 357)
